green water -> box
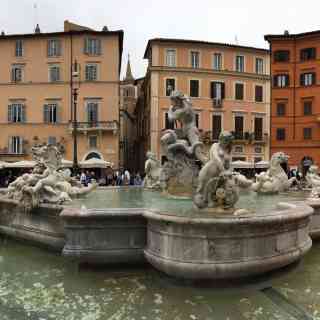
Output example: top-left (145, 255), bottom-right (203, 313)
top-left (0, 238), bottom-right (319, 319)
top-left (70, 188), bottom-right (308, 217)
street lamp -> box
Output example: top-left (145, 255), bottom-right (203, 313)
top-left (72, 59), bottom-right (80, 174)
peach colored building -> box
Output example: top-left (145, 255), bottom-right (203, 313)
top-left (139, 38), bottom-right (271, 166)
top-left (0, 21), bottom-right (123, 168)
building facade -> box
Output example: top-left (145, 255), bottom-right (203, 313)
top-left (139, 38), bottom-right (270, 167)
top-left (265, 30), bottom-right (320, 172)
top-left (0, 21), bottom-right (123, 167)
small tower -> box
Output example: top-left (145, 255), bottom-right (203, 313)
top-left (34, 24), bottom-right (41, 34)
top-left (124, 54), bottom-right (134, 82)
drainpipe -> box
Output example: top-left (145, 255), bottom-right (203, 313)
top-left (269, 42), bottom-right (272, 160)
top-left (293, 36), bottom-right (296, 141)
top-left (70, 33), bottom-right (73, 122)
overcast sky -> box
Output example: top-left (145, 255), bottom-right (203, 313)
top-left (1, 0), bottom-right (319, 78)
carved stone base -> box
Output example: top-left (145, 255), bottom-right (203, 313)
top-left (160, 152), bottom-right (199, 198)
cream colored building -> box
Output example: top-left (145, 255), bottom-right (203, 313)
top-left (0, 21), bottom-right (123, 167)
top-left (139, 38), bottom-right (271, 166)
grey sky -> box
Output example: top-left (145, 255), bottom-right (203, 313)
top-left (1, 0), bottom-right (319, 78)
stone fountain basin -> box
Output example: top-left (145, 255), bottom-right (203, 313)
top-left (143, 202), bottom-right (313, 279)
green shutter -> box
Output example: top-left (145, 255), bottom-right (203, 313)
top-left (8, 104), bottom-right (12, 122)
top-left (84, 37), bottom-right (89, 54)
top-left (21, 104), bottom-right (26, 122)
top-left (43, 104), bottom-right (49, 123)
top-left (97, 39), bottom-right (102, 55)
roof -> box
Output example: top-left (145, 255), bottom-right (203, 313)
top-left (143, 38), bottom-right (269, 58)
top-left (0, 29), bottom-right (124, 74)
top-left (265, 30), bottom-right (320, 42)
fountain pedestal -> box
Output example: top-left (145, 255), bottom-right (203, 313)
top-left (143, 202), bottom-right (313, 279)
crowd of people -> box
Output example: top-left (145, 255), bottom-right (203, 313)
top-left (77, 169), bottom-right (143, 187)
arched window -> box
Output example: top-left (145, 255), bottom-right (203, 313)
top-left (85, 152), bottom-right (101, 160)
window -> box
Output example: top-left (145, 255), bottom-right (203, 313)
top-left (15, 40), bottom-right (23, 57)
top-left (254, 157), bottom-right (262, 163)
top-left (303, 101), bottom-right (312, 115)
top-left (165, 78), bottom-right (175, 96)
top-left (235, 55), bottom-right (244, 72)
top-left (49, 65), bottom-right (60, 82)
top-left (213, 53), bottom-right (222, 70)
top-left (8, 103), bottom-right (26, 123)
top-left (166, 49), bottom-right (176, 67)
top-left (274, 50), bottom-right (290, 62)
top-left (255, 58), bottom-right (264, 74)
top-left (212, 114), bottom-right (222, 140)
top-left (85, 64), bottom-right (98, 81)
top-left (303, 128), bottom-right (312, 140)
top-left (190, 80), bottom-right (199, 97)
top-left (11, 65), bottom-right (23, 82)
top-left (274, 74), bottom-right (289, 88)
top-left (210, 82), bottom-right (225, 100)
top-left (84, 38), bottom-right (101, 55)
top-left (235, 83), bottom-right (244, 100)
top-left (300, 48), bottom-right (316, 61)
top-left (44, 103), bottom-right (58, 123)
top-left (190, 51), bottom-right (200, 68)
top-left (195, 113), bottom-right (199, 128)
top-left (234, 116), bottom-right (244, 139)
top-left (89, 136), bottom-right (97, 148)
top-left (276, 128), bottom-right (286, 140)
top-left (48, 136), bottom-right (56, 145)
top-left (87, 102), bottom-right (99, 124)
top-left (234, 145), bottom-right (244, 153)
top-left (254, 117), bottom-right (263, 141)
top-left (300, 73), bottom-right (316, 86)
top-left (254, 146), bottom-right (262, 153)
top-left (165, 112), bottom-right (174, 129)
top-left (255, 85), bottom-right (263, 102)
top-left (47, 39), bottom-right (61, 57)
top-left (9, 136), bottom-right (23, 154)
top-left (276, 103), bottom-right (286, 116)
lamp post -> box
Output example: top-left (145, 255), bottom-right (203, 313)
top-left (72, 59), bottom-right (80, 174)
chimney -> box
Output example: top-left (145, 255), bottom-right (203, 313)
top-left (1, 31), bottom-right (5, 36)
top-left (284, 30), bottom-right (289, 36)
top-left (35, 24), bottom-right (41, 34)
top-left (102, 26), bottom-right (109, 32)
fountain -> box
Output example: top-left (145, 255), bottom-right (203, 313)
top-left (0, 92), bottom-right (317, 280)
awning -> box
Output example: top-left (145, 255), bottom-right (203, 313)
top-left (0, 161), bottom-right (7, 169)
top-left (231, 160), bottom-right (253, 169)
top-left (5, 160), bottom-right (36, 168)
top-left (255, 161), bottom-right (269, 168)
top-left (79, 158), bottom-right (113, 169)
top-left (61, 159), bottom-right (73, 168)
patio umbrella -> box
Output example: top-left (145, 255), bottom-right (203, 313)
top-left (231, 160), bottom-right (253, 169)
top-left (5, 160), bottom-right (36, 168)
top-left (79, 158), bottom-right (112, 169)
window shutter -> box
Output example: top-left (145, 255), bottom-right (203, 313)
top-left (21, 104), bottom-right (26, 122)
top-left (56, 105), bottom-right (61, 123)
top-left (43, 104), bottom-right (49, 123)
top-left (56, 67), bottom-right (60, 81)
top-left (97, 39), bottom-right (101, 55)
top-left (8, 105), bottom-right (12, 122)
top-left (285, 75), bottom-right (290, 86)
top-left (11, 68), bottom-right (15, 82)
top-left (20, 138), bottom-right (24, 154)
top-left (47, 40), bottom-right (51, 56)
top-left (312, 72), bottom-right (316, 85)
top-left (210, 82), bottom-right (215, 99)
top-left (273, 75), bottom-right (278, 87)
top-left (57, 40), bottom-right (61, 56)
top-left (221, 82), bottom-right (225, 99)
top-left (8, 136), bottom-right (12, 153)
top-left (94, 103), bottom-right (99, 122)
top-left (84, 38), bottom-right (88, 54)
top-left (300, 74), bottom-right (304, 86)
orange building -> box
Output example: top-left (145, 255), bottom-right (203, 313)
top-left (0, 21), bottom-right (123, 167)
top-left (265, 30), bottom-right (320, 172)
top-left (139, 38), bottom-right (270, 166)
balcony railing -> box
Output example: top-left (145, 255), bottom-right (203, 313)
top-left (68, 121), bottom-right (119, 133)
top-left (0, 147), bottom-right (26, 156)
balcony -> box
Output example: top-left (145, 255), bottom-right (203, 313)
top-left (68, 121), bottom-right (119, 135)
top-left (212, 98), bottom-right (223, 108)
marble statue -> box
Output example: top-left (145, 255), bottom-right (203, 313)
top-left (160, 91), bottom-right (206, 196)
top-left (193, 131), bottom-right (252, 211)
top-left (5, 144), bottom-right (97, 210)
top-left (306, 165), bottom-right (320, 199)
top-left (251, 152), bottom-right (296, 194)
top-left (143, 151), bottom-right (161, 189)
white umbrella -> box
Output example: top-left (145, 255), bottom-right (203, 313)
top-left (5, 160), bottom-right (36, 168)
top-left (0, 161), bottom-right (7, 169)
top-left (79, 158), bottom-right (112, 169)
top-left (231, 160), bottom-right (253, 169)
top-left (61, 159), bottom-right (73, 168)
top-left (255, 160), bottom-right (269, 169)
